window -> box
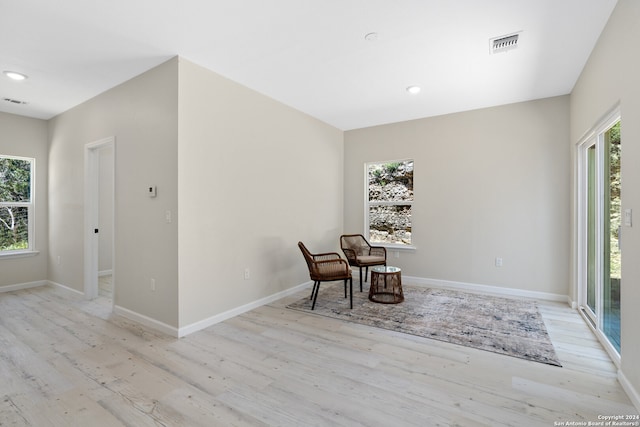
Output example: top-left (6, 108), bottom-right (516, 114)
top-left (366, 159), bottom-right (413, 246)
top-left (0, 156), bottom-right (34, 254)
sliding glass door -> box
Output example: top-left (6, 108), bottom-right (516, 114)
top-left (603, 122), bottom-right (621, 352)
top-left (579, 116), bottom-right (621, 357)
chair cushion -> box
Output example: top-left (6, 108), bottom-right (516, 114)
top-left (356, 255), bottom-right (386, 264)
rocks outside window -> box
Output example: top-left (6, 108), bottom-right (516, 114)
top-left (368, 160), bottom-right (413, 245)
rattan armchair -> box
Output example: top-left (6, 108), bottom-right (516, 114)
top-left (298, 242), bottom-right (353, 310)
top-left (340, 234), bottom-right (387, 291)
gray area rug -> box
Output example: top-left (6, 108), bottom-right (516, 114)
top-left (287, 284), bottom-right (562, 367)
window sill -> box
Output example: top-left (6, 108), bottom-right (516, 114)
top-left (0, 250), bottom-right (40, 260)
top-left (377, 244), bottom-right (416, 251)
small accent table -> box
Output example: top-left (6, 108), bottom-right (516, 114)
top-left (369, 266), bottom-right (404, 304)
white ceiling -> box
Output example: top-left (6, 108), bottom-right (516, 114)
top-left (0, 0), bottom-right (618, 130)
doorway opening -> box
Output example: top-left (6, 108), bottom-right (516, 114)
top-left (84, 137), bottom-right (115, 305)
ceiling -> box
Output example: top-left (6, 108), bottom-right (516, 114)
top-left (0, 0), bottom-right (618, 131)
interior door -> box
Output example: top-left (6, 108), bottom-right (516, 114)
top-left (84, 137), bottom-right (115, 303)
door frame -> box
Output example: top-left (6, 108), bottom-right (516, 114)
top-left (577, 133), bottom-right (603, 325)
top-left (84, 137), bottom-right (115, 302)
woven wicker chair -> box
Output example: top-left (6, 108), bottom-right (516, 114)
top-left (298, 242), bottom-right (353, 310)
top-left (340, 234), bottom-right (387, 292)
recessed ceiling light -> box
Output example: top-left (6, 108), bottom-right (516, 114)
top-left (3, 71), bottom-right (28, 81)
top-left (406, 86), bottom-right (421, 94)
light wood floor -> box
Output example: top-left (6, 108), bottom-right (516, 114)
top-left (98, 275), bottom-right (113, 298)
top-left (0, 283), bottom-right (637, 426)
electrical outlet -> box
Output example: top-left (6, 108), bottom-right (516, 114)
top-left (57, 255), bottom-right (61, 265)
top-left (150, 278), bottom-right (156, 291)
top-left (244, 268), bottom-right (250, 280)
top-left (495, 257), bottom-right (503, 267)
top-left (394, 251), bottom-right (400, 259)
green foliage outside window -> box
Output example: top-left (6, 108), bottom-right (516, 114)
top-left (607, 123), bottom-right (621, 279)
top-left (0, 157), bottom-right (32, 251)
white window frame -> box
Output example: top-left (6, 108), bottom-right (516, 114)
top-left (365, 159), bottom-right (415, 249)
top-left (0, 155), bottom-right (36, 257)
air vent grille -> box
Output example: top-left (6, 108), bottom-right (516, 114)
top-left (3, 98), bottom-right (27, 105)
top-left (490, 33), bottom-right (519, 54)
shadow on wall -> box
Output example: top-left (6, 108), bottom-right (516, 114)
top-left (261, 227), bottom-right (343, 287)
top-left (261, 236), bottom-right (300, 288)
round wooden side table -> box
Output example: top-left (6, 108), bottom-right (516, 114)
top-left (368, 266), bottom-right (404, 304)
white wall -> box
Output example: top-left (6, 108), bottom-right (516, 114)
top-left (45, 56), bottom-right (344, 332)
top-left (344, 96), bottom-right (571, 297)
top-left (0, 113), bottom-right (48, 288)
top-left (177, 58), bottom-right (344, 328)
top-left (570, 0), bottom-right (640, 407)
top-left (48, 58), bottom-right (179, 327)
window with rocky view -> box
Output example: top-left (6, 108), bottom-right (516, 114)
top-left (366, 159), bottom-right (413, 246)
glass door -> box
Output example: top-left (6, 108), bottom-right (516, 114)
top-left (603, 122), bottom-right (621, 352)
top-left (579, 117), bottom-right (621, 357)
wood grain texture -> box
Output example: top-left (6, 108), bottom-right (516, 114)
top-left (0, 284), bottom-right (637, 426)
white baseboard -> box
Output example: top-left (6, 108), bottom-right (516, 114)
top-left (178, 280), bottom-right (313, 338)
top-left (113, 305), bottom-right (179, 338)
top-left (404, 275), bottom-right (570, 304)
top-left (56, 280), bottom-right (313, 339)
top-left (618, 370), bottom-right (640, 413)
top-left (47, 280), bottom-right (84, 296)
top-left (0, 280), bottom-right (47, 293)
top-left (46, 279), bottom-right (179, 338)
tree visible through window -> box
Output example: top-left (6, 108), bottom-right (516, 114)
top-left (0, 156), bottom-right (33, 253)
top-left (366, 159), bottom-right (413, 246)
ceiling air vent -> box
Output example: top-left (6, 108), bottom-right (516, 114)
top-left (490, 32), bottom-right (520, 54)
top-left (3, 98), bottom-right (27, 105)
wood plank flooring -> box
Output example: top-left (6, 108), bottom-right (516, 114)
top-left (0, 283), bottom-right (637, 426)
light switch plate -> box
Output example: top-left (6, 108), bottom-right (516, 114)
top-left (624, 208), bottom-right (632, 227)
